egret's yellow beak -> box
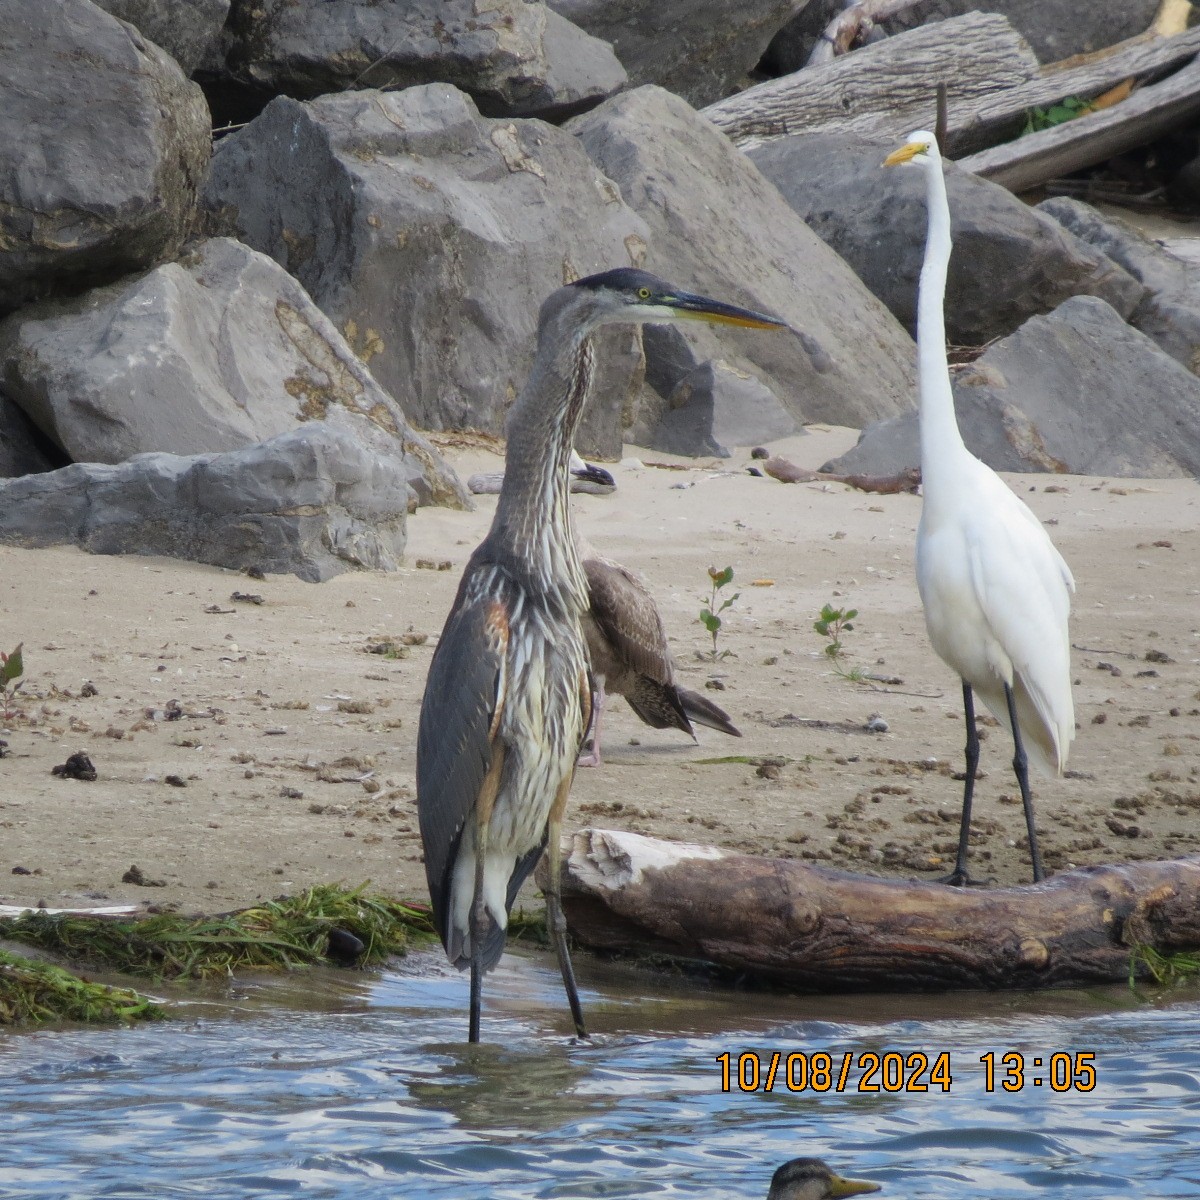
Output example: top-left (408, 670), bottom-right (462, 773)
top-left (827, 1173), bottom-right (882, 1198)
top-left (883, 141), bottom-right (926, 167)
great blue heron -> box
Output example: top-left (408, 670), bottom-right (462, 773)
top-left (572, 523), bottom-right (742, 767)
top-left (768, 1158), bottom-right (881, 1199)
top-left (417, 267), bottom-right (786, 1041)
top-left (884, 132), bottom-right (1075, 885)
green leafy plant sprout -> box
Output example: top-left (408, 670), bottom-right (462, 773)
top-left (699, 566), bottom-right (740, 660)
top-left (1, 643), bottom-right (23, 723)
top-left (1022, 95), bottom-right (1093, 135)
top-left (814, 603), bottom-right (865, 682)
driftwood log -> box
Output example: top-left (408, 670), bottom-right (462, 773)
top-left (550, 828), bottom-right (1200, 991)
top-left (959, 54), bottom-right (1200, 193)
top-left (759, 455), bottom-right (921, 493)
top-left (703, 13), bottom-right (1040, 150)
top-left (947, 25), bottom-right (1200, 159)
top-left (805, 0), bottom-right (925, 67)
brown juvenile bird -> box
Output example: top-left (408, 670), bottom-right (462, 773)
top-left (568, 493), bottom-right (741, 766)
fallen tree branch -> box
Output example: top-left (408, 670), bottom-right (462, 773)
top-left (806, 0), bottom-right (925, 67)
top-left (703, 12), bottom-right (1040, 149)
top-left (959, 54), bottom-right (1200, 193)
top-left (949, 25), bottom-right (1200, 160)
top-left (759, 456), bottom-right (921, 493)
top-left (552, 828), bottom-right (1200, 991)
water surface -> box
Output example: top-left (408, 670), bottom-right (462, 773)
top-left (3, 949), bottom-right (1199, 1198)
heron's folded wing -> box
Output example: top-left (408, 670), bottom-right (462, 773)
top-left (417, 585), bottom-right (509, 943)
top-left (584, 555), bottom-right (674, 686)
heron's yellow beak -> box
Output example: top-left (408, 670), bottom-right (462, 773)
top-left (667, 290), bottom-right (788, 330)
top-left (883, 141), bottom-right (925, 167)
top-left (826, 1173), bottom-right (882, 1197)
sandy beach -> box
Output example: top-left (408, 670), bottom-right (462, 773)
top-left (2, 427), bottom-right (1198, 917)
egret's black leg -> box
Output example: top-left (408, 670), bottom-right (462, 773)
top-left (941, 680), bottom-right (980, 887)
top-left (1005, 682), bottom-right (1045, 883)
top-left (546, 801), bottom-right (588, 1038)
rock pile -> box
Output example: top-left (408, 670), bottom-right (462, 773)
top-left (2, 0), bottom-right (1198, 576)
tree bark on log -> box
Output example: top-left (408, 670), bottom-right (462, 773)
top-left (551, 828), bottom-right (1200, 991)
top-left (702, 12), bottom-right (1040, 150)
top-left (946, 26), bottom-right (1200, 158)
top-left (959, 55), bottom-right (1200, 193)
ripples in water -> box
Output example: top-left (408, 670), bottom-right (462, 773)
top-left (3, 949), bottom-right (1199, 1198)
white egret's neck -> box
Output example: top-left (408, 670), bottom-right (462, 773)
top-left (915, 152), bottom-right (971, 496)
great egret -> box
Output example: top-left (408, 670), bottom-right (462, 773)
top-left (416, 268), bottom-right (786, 1042)
top-left (884, 132), bottom-right (1075, 885)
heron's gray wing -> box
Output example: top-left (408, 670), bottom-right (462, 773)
top-left (417, 575), bottom-right (508, 949)
top-left (583, 554), bottom-right (674, 687)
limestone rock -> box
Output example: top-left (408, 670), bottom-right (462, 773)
top-left (823, 296), bottom-right (1200, 478)
top-left (548, 0), bottom-right (797, 107)
top-left (749, 132), bottom-right (1144, 346)
top-left (91, 0), bottom-right (230, 74)
top-left (0, 393), bottom-right (68, 479)
top-left (649, 361), bottom-right (797, 458)
top-left (203, 85), bottom-right (649, 456)
top-left (0, 0), bottom-right (211, 317)
top-left (1039, 196), bottom-right (1200, 375)
top-left (0, 238), bottom-right (465, 509)
top-left (220, 0), bottom-right (625, 120)
top-left (570, 87), bottom-right (918, 431)
top-left (0, 424), bottom-right (409, 583)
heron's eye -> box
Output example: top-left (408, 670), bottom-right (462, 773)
top-left (637, 287), bottom-right (651, 300)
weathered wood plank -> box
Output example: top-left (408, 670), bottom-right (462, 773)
top-left (702, 12), bottom-right (1040, 150)
top-left (552, 828), bottom-right (1200, 991)
top-left (0, 904), bottom-right (142, 918)
top-left (950, 26), bottom-right (1200, 158)
top-left (960, 56), bottom-right (1200, 194)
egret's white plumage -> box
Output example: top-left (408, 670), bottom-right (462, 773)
top-left (885, 131), bottom-right (1075, 883)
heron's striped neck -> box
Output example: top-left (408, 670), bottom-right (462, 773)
top-left (489, 332), bottom-right (594, 608)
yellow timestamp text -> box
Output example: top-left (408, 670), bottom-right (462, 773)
top-left (979, 1051), bottom-right (1096, 1092)
top-left (714, 1050), bottom-right (1097, 1093)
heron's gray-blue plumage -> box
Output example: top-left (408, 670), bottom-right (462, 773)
top-left (416, 268), bottom-right (786, 1040)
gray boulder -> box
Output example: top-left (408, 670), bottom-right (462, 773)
top-left (0, 424), bottom-right (408, 582)
top-left (749, 132), bottom-right (1144, 346)
top-left (220, 0), bottom-right (625, 120)
top-left (570, 87), bottom-right (918, 431)
top-left (0, 238), bottom-right (465, 509)
top-left (0, 393), bottom-right (68, 479)
top-left (0, 0), bottom-right (211, 317)
top-left (649, 361), bottom-right (797, 457)
top-left (1039, 196), bottom-right (1200, 375)
top-left (823, 296), bottom-right (1200, 478)
top-left (91, 0), bottom-right (230, 74)
top-left (203, 85), bottom-right (650, 456)
top-left (548, 0), bottom-right (797, 107)
top-left (766, 0), bottom-right (1159, 72)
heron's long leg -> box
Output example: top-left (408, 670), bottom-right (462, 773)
top-left (467, 747), bottom-right (505, 1043)
top-left (468, 834), bottom-right (487, 1044)
top-left (944, 680), bottom-right (980, 887)
top-left (576, 677), bottom-right (605, 768)
top-left (546, 778), bottom-right (587, 1038)
top-left (1005, 682), bottom-right (1045, 883)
